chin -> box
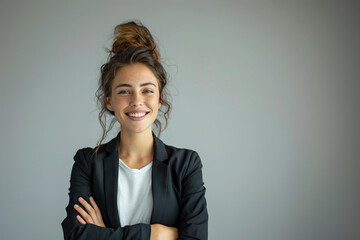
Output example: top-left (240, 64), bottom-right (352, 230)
top-left (123, 125), bottom-right (152, 134)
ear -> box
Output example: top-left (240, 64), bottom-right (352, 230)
top-left (105, 97), bottom-right (114, 111)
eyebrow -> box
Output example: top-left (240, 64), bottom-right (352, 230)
top-left (115, 82), bottom-right (156, 89)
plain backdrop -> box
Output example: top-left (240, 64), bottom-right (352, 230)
top-left (0, 1), bottom-right (359, 239)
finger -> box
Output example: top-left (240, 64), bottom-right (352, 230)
top-left (89, 196), bottom-right (100, 212)
top-left (89, 196), bottom-right (105, 226)
top-left (76, 215), bottom-right (86, 225)
top-left (78, 197), bottom-right (96, 218)
top-left (74, 204), bottom-right (94, 224)
top-left (89, 196), bottom-right (104, 221)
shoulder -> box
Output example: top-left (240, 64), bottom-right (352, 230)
top-left (162, 142), bottom-right (203, 174)
top-left (71, 147), bottom-right (95, 174)
top-left (74, 132), bottom-right (119, 161)
top-left (164, 143), bottom-right (201, 161)
top-left (72, 142), bottom-right (108, 172)
top-left (161, 143), bottom-right (205, 189)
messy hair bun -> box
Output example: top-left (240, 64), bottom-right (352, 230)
top-left (111, 21), bottom-right (160, 61)
top-left (94, 20), bottom-right (172, 156)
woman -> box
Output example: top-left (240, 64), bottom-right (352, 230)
top-left (61, 21), bottom-right (208, 240)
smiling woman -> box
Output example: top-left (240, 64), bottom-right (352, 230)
top-left (61, 20), bottom-right (208, 240)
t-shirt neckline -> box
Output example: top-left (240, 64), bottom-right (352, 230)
top-left (118, 158), bottom-right (153, 173)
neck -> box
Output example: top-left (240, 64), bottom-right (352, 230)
top-left (118, 129), bottom-right (154, 162)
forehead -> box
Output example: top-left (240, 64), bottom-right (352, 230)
top-left (113, 63), bottom-right (158, 87)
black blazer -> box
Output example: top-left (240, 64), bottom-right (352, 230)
top-left (61, 131), bottom-right (208, 239)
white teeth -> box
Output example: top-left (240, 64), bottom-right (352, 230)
top-left (128, 112), bottom-right (146, 117)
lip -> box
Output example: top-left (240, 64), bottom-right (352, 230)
top-left (126, 111), bottom-right (150, 121)
top-left (126, 110), bottom-right (149, 114)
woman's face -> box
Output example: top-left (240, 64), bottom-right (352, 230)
top-left (105, 63), bottom-right (161, 134)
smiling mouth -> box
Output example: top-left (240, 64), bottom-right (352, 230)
top-left (126, 112), bottom-right (150, 118)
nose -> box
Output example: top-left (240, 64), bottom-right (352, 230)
top-left (130, 91), bottom-right (143, 106)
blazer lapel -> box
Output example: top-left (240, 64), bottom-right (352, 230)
top-left (150, 132), bottom-right (169, 223)
top-left (103, 132), bottom-right (121, 227)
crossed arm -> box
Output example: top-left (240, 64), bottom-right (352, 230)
top-left (74, 196), bottom-right (178, 240)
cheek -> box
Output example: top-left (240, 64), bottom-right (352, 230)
top-left (149, 97), bottom-right (160, 110)
top-left (113, 98), bottom-right (128, 110)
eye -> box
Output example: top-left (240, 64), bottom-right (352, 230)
top-left (118, 90), bottom-right (129, 94)
top-left (144, 89), bottom-right (154, 94)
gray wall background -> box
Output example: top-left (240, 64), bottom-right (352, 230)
top-left (0, 1), bottom-right (359, 239)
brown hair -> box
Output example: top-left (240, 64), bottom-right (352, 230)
top-left (93, 20), bottom-right (171, 156)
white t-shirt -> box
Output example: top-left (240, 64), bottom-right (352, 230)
top-left (117, 158), bottom-right (153, 227)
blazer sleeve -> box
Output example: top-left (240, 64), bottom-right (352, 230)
top-left (61, 148), bottom-right (151, 240)
top-left (177, 151), bottom-right (208, 240)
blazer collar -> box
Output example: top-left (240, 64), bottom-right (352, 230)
top-left (103, 131), bottom-right (169, 227)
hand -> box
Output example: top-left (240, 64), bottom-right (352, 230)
top-left (150, 224), bottom-right (178, 240)
top-left (74, 196), bottom-right (106, 228)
